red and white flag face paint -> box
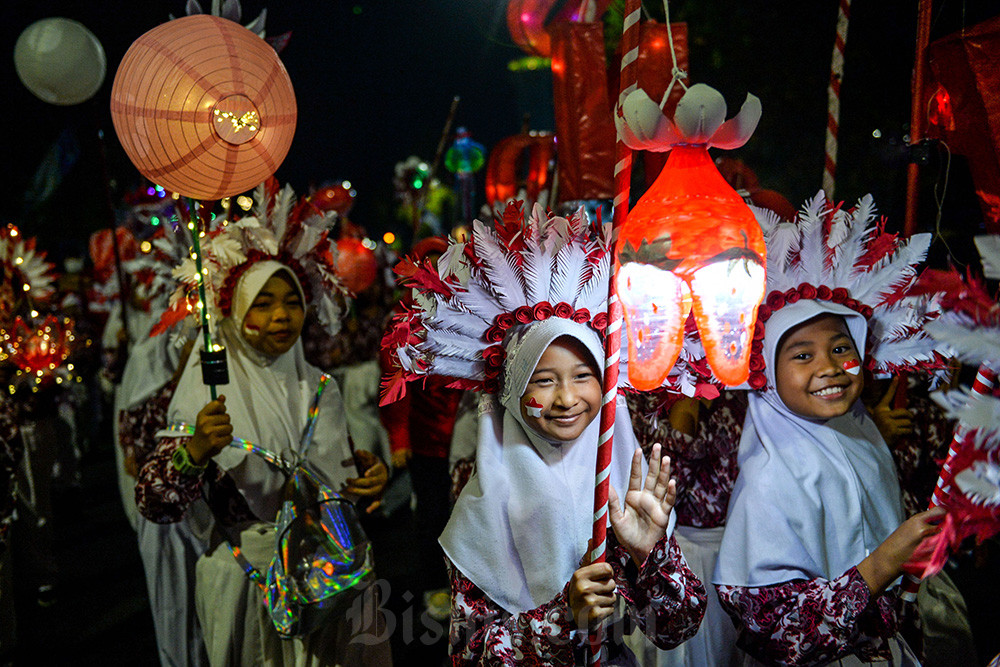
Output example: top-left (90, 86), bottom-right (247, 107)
top-left (843, 359), bottom-right (860, 375)
top-left (523, 397), bottom-right (544, 418)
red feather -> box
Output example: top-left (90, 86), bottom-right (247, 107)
top-left (150, 298), bottom-right (193, 336)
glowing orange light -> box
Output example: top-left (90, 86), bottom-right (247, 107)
top-left (617, 146), bottom-right (766, 389)
top-left (382, 232), bottom-right (396, 244)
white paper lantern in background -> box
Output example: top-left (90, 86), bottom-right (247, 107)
top-left (14, 18), bottom-right (106, 106)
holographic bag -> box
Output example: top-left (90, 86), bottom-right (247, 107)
top-left (262, 460), bottom-right (374, 637)
top-left (186, 374), bottom-right (375, 638)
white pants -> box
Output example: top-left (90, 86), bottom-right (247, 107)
top-left (137, 515), bottom-right (209, 667)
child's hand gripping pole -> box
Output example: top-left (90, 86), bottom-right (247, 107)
top-left (187, 198), bottom-right (229, 399)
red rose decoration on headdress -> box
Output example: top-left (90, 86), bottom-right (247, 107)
top-left (748, 372), bottom-right (767, 389)
top-left (553, 302), bottom-right (574, 319)
top-left (831, 287), bottom-right (850, 303)
top-left (748, 354), bottom-right (765, 372)
top-left (798, 283), bottom-right (818, 300)
top-left (532, 302), bottom-right (554, 321)
top-left (497, 313), bottom-right (516, 330)
top-left (816, 285), bottom-right (833, 300)
top-left (572, 308), bottom-right (591, 324)
top-left (784, 288), bottom-right (801, 304)
top-left (591, 312), bottom-right (609, 332)
top-left (482, 345), bottom-right (505, 369)
top-left (484, 325), bottom-right (505, 343)
top-left (766, 291), bottom-right (786, 310)
top-left (514, 306), bottom-right (533, 324)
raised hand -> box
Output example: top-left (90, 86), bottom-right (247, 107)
top-left (870, 377), bottom-right (914, 447)
top-left (608, 444), bottom-right (677, 567)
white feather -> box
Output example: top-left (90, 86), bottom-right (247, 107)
top-left (852, 234), bottom-right (930, 304)
top-left (926, 317), bottom-right (1000, 365)
top-left (472, 219), bottom-right (526, 311)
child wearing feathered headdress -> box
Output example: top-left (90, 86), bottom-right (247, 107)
top-left (134, 183), bottom-right (391, 665)
top-left (382, 202), bottom-right (707, 665)
top-left (713, 193), bottom-right (950, 666)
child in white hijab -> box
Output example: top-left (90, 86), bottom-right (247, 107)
top-left (137, 262), bottom-right (391, 666)
top-left (440, 317), bottom-right (706, 665)
top-left (381, 203), bottom-right (711, 665)
top-left (713, 192), bottom-right (950, 666)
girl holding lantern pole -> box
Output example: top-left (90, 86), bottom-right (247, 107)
top-left (713, 193), bottom-right (950, 666)
top-left (381, 201), bottom-right (706, 665)
top-left (135, 184), bottom-right (391, 666)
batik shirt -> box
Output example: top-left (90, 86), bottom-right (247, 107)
top-left (627, 390), bottom-right (746, 528)
top-left (135, 435), bottom-right (256, 525)
top-left (118, 379), bottom-right (177, 479)
top-left (448, 532), bottom-right (706, 666)
top-left (716, 568), bottom-right (900, 666)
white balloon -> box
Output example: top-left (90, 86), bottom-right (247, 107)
top-left (14, 17), bottom-right (107, 106)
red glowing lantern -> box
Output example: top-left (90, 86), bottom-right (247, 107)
top-left (927, 85), bottom-right (955, 132)
top-left (2, 315), bottom-right (75, 375)
top-left (484, 132), bottom-right (555, 206)
top-left (308, 182), bottom-right (357, 217)
top-left (506, 0), bottom-right (610, 57)
top-left (615, 84), bottom-right (766, 389)
top-left (333, 237), bottom-right (377, 295)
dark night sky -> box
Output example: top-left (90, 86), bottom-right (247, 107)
top-left (1, 1), bottom-right (997, 265)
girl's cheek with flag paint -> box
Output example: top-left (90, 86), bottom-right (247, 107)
top-left (523, 396), bottom-right (544, 418)
top-left (243, 322), bottom-right (261, 339)
top-left (843, 359), bottom-right (860, 375)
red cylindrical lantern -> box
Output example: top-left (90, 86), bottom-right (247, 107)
top-left (484, 132), bottom-right (555, 206)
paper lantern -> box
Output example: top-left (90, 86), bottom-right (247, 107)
top-left (615, 84), bottom-right (766, 389)
top-left (484, 132), bottom-right (555, 205)
top-left (14, 18), bottom-right (106, 105)
top-left (109, 15), bottom-right (296, 200)
top-left (334, 238), bottom-right (377, 295)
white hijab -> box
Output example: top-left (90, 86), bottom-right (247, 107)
top-left (714, 300), bottom-right (904, 586)
top-left (439, 318), bottom-right (660, 614)
top-left (160, 260), bottom-right (354, 522)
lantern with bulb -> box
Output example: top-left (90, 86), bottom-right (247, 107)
top-left (614, 83), bottom-right (767, 389)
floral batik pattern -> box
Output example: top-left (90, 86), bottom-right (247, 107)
top-left (628, 390), bottom-right (747, 527)
top-left (716, 567), bottom-right (899, 666)
top-left (447, 532), bottom-right (706, 665)
top-left (135, 436), bottom-right (255, 525)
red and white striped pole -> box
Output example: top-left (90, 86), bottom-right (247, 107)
top-left (900, 362), bottom-right (997, 599)
top-left (588, 0), bottom-right (641, 662)
top-left (930, 364), bottom-right (998, 507)
top-left (822, 0), bottom-right (851, 198)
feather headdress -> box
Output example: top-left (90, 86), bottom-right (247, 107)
top-left (381, 201), bottom-right (617, 404)
top-left (747, 191), bottom-right (948, 389)
top-left (153, 180), bottom-right (348, 338)
top-left (914, 236), bottom-right (1000, 576)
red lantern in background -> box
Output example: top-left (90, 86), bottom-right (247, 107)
top-left (308, 182), bottom-right (357, 217)
top-left (506, 0), bottom-right (611, 57)
top-left (927, 85), bottom-right (955, 132)
top-left (615, 84), bottom-right (766, 389)
top-left (2, 315), bottom-right (75, 375)
top-left (334, 237), bottom-right (377, 295)
top-left (484, 132), bottom-right (556, 206)
top-left (926, 15), bottom-right (1000, 234)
